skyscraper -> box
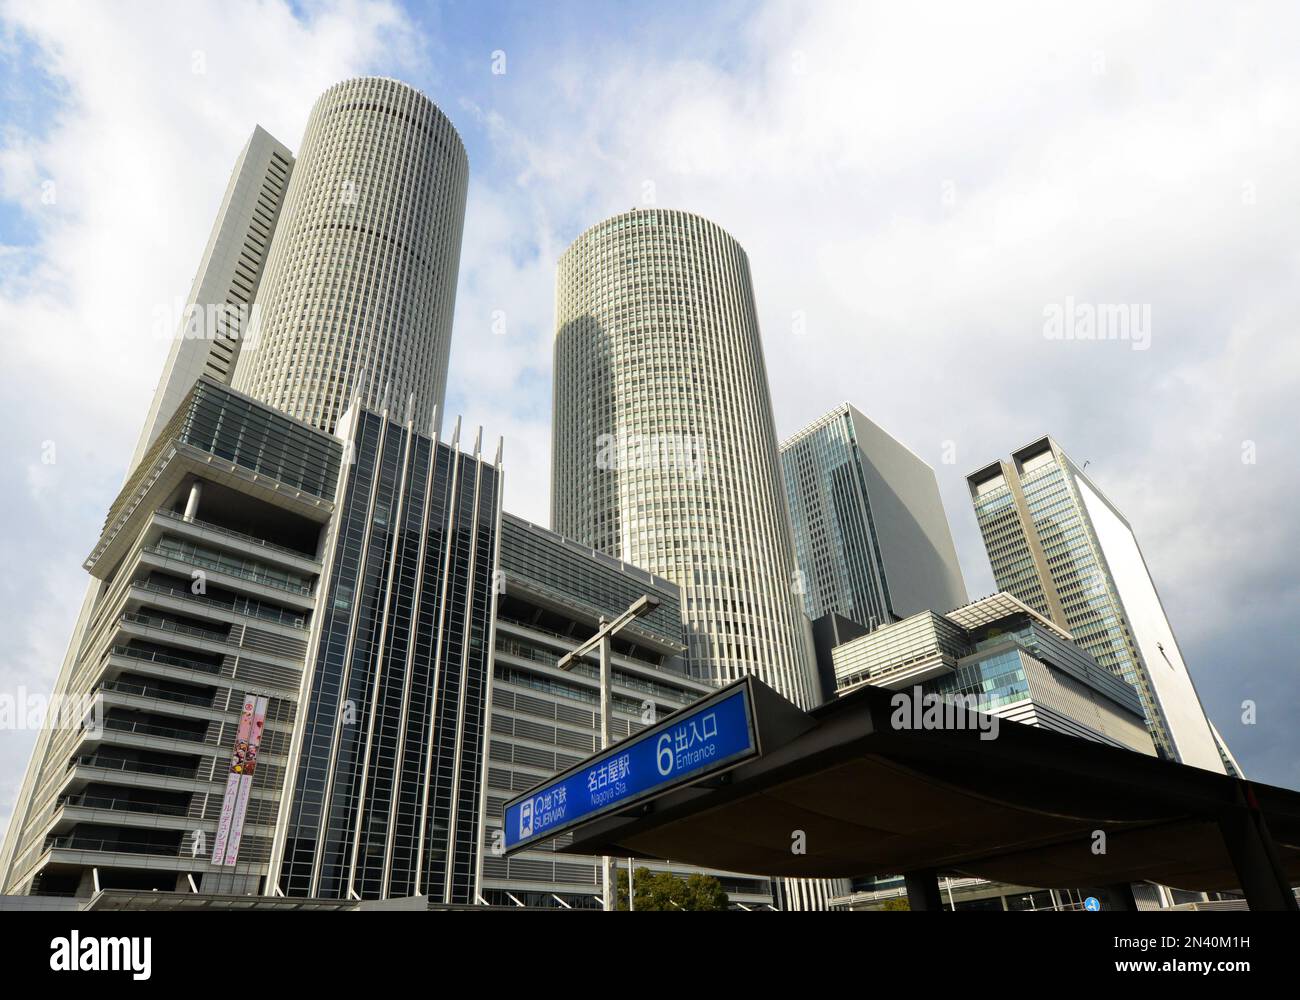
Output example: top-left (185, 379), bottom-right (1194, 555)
top-left (552, 208), bottom-right (837, 911)
top-left (781, 402), bottom-right (968, 630)
top-left (234, 77), bottom-right (469, 435)
top-left (966, 436), bottom-right (1224, 772)
top-left (552, 208), bottom-right (819, 711)
top-left (0, 78), bottom-right (486, 904)
top-left (127, 126), bottom-right (295, 473)
top-left (270, 405), bottom-right (501, 904)
top-left (0, 378), bottom-right (343, 898)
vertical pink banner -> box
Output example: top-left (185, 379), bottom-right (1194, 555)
top-left (224, 695), bottom-right (268, 866)
top-left (211, 694), bottom-right (257, 865)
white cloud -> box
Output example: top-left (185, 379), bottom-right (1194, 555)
top-left (446, 1), bottom-right (1300, 782)
top-left (1, 0), bottom-right (1297, 833)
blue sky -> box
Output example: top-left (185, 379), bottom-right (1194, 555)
top-left (1, 1), bottom-right (1298, 834)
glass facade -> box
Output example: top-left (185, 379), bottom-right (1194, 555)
top-left (830, 594), bottom-right (1153, 754)
top-left (926, 649), bottom-right (1032, 714)
top-left (968, 440), bottom-right (1175, 759)
top-left (177, 380), bottom-right (342, 500)
top-left (781, 406), bottom-right (894, 629)
top-left (274, 408), bottom-right (500, 903)
top-left (480, 515), bottom-right (774, 909)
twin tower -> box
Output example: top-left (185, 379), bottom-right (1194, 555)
top-left (217, 78), bottom-right (820, 710)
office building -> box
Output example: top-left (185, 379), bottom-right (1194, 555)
top-left (831, 592), bottom-right (1156, 755)
top-left (552, 209), bottom-right (819, 711)
top-left (967, 436), bottom-right (1224, 771)
top-left (234, 77), bottom-right (469, 435)
top-left (127, 126), bottom-right (295, 473)
top-left (477, 514), bottom-right (773, 909)
top-left (269, 403), bottom-right (502, 904)
top-left (2, 77), bottom-right (482, 902)
top-left (1, 376), bottom-right (503, 905)
top-left (781, 402), bottom-right (968, 631)
top-left (1, 379), bottom-right (341, 897)
top-left (552, 208), bottom-right (838, 910)
top-left (0, 124), bottom-right (298, 889)
top-left (827, 592), bottom-right (1157, 910)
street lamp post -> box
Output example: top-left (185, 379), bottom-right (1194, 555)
top-left (556, 593), bottom-right (661, 912)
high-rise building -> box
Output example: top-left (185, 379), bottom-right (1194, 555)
top-left (0, 125), bottom-right (298, 891)
top-left (781, 402), bottom-right (968, 631)
top-left (127, 126), bottom-right (295, 473)
top-left (966, 436), bottom-right (1224, 772)
top-left (269, 403), bottom-right (502, 904)
top-left (234, 77), bottom-right (469, 436)
top-left (479, 514), bottom-right (774, 909)
top-left (1, 379), bottom-right (341, 898)
top-left (552, 208), bottom-right (819, 712)
top-left (552, 208), bottom-right (838, 910)
top-left (0, 376), bottom-right (503, 904)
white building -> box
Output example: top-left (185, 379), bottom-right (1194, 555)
top-left (127, 126), bottom-right (294, 473)
top-left (234, 77), bottom-right (468, 435)
top-left (552, 208), bottom-right (832, 909)
top-left (967, 436), bottom-right (1225, 772)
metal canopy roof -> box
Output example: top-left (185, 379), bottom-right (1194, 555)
top-left (557, 680), bottom-right (1300, 904)
top-left (945, 591), bottom-right (1074, 642)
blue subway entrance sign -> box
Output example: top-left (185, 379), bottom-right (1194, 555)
top-left (503, 679), bottom-right (758, 853)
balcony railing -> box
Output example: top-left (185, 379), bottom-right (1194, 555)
top-left (120, 612), bottom-right (229, 644)
top-left (133, 582), bottom-right (307, 630)
top-left (145, 546), bottom-right (312, 596)
top-left (107, 644), bottom-right (222, 676)
top-left (44, 834), bottom-right (184, 858)
top-left (99, 678), bottom-right (216, 710)
top-left (58, 793), bottom-right (189, 818)
top-left (155, 507), bottom-right (318, 561)
top-left (69, 754), bottom-right (199, 781)
top-left (103, 716), bottom-right (212, 745)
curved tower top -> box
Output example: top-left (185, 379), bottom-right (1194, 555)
top-left (552, 207), bottom-right (820, 710)
top-left (234, 76), bottom-right (468, 434)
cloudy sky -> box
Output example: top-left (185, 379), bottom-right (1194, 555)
top-left (1, 0), bottom-right (1297, 833)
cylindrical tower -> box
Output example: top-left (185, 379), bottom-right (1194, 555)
top-left (234, 77), bottom-right (468, 434)
top-left (553, 208), bottom-right (819, 709)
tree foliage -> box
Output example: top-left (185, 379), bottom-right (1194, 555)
top-left (615, 866), bottom-right (730, 910)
